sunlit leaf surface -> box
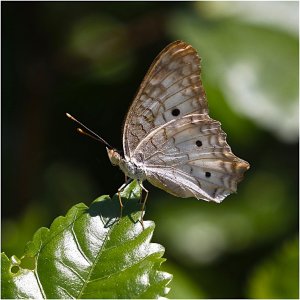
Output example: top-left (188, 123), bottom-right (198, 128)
top-left (1, 181), bottom-right (172, 299)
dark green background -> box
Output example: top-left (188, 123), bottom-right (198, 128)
top-left (2, 2), bottom-right (299, 298)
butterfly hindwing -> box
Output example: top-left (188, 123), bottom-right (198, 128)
top-left (131, 115), bottom-right (249, 202)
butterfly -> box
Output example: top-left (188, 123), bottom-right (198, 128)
top-left (67, 40), bottom-right (250, 221)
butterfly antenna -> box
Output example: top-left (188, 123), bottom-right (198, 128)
top-left (66, 113), bottom-right (113, 149)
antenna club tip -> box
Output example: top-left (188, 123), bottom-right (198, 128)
top-left (77, 128), bottom-right (84, 134)
top-left (66, 113), bottom-right (75, 121)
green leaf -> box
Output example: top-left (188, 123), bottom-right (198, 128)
top-left (1, 181), bottom-right (172, 299)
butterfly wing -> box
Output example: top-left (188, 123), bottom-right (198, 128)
top-left (123, 41), bottom-right (208, 158)
top-left (132, 115), bottom-right (249, 202)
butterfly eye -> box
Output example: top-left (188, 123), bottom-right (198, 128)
top-left (205, 172), bottom-right (211, 178)
top-left (196, 140), bottom-right (202, 147)
top-left (171, 108), bottom-right (180, 116)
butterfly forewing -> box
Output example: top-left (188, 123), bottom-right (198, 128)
top-left (123, 41), bottom-right (208, 158)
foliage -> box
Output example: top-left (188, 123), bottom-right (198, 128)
top-left (1, 181), bottom-right (172, 299)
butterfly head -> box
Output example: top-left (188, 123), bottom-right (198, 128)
top-left (106, 147), bottom-right (122, 166)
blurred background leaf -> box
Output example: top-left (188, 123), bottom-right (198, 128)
top-left (2, 2), bottom-right (298, 298)
top-left (167, 1), bottom-right (298, 143)
top-left (247, 237), bottom-right (299, 299)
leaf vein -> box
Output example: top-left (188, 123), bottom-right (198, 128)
top-left (71, 217), bottom-right (91, 265)
top-left (34, 250), bottom-right (47, 298)
top-left (76, 214), bottom-right (116, 298)
top-left (56, 258), bottom-right (86, 283)
top-left (86, 251), bottom-right (161, 285)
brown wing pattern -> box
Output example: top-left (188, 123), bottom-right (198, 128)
top-left (122, 41), bottom-right (208, 158)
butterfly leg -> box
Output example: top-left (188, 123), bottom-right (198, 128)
top-left (117, 178), bottom-right (133, 220)
top-left (139, 181), bottom-right (149, 229)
